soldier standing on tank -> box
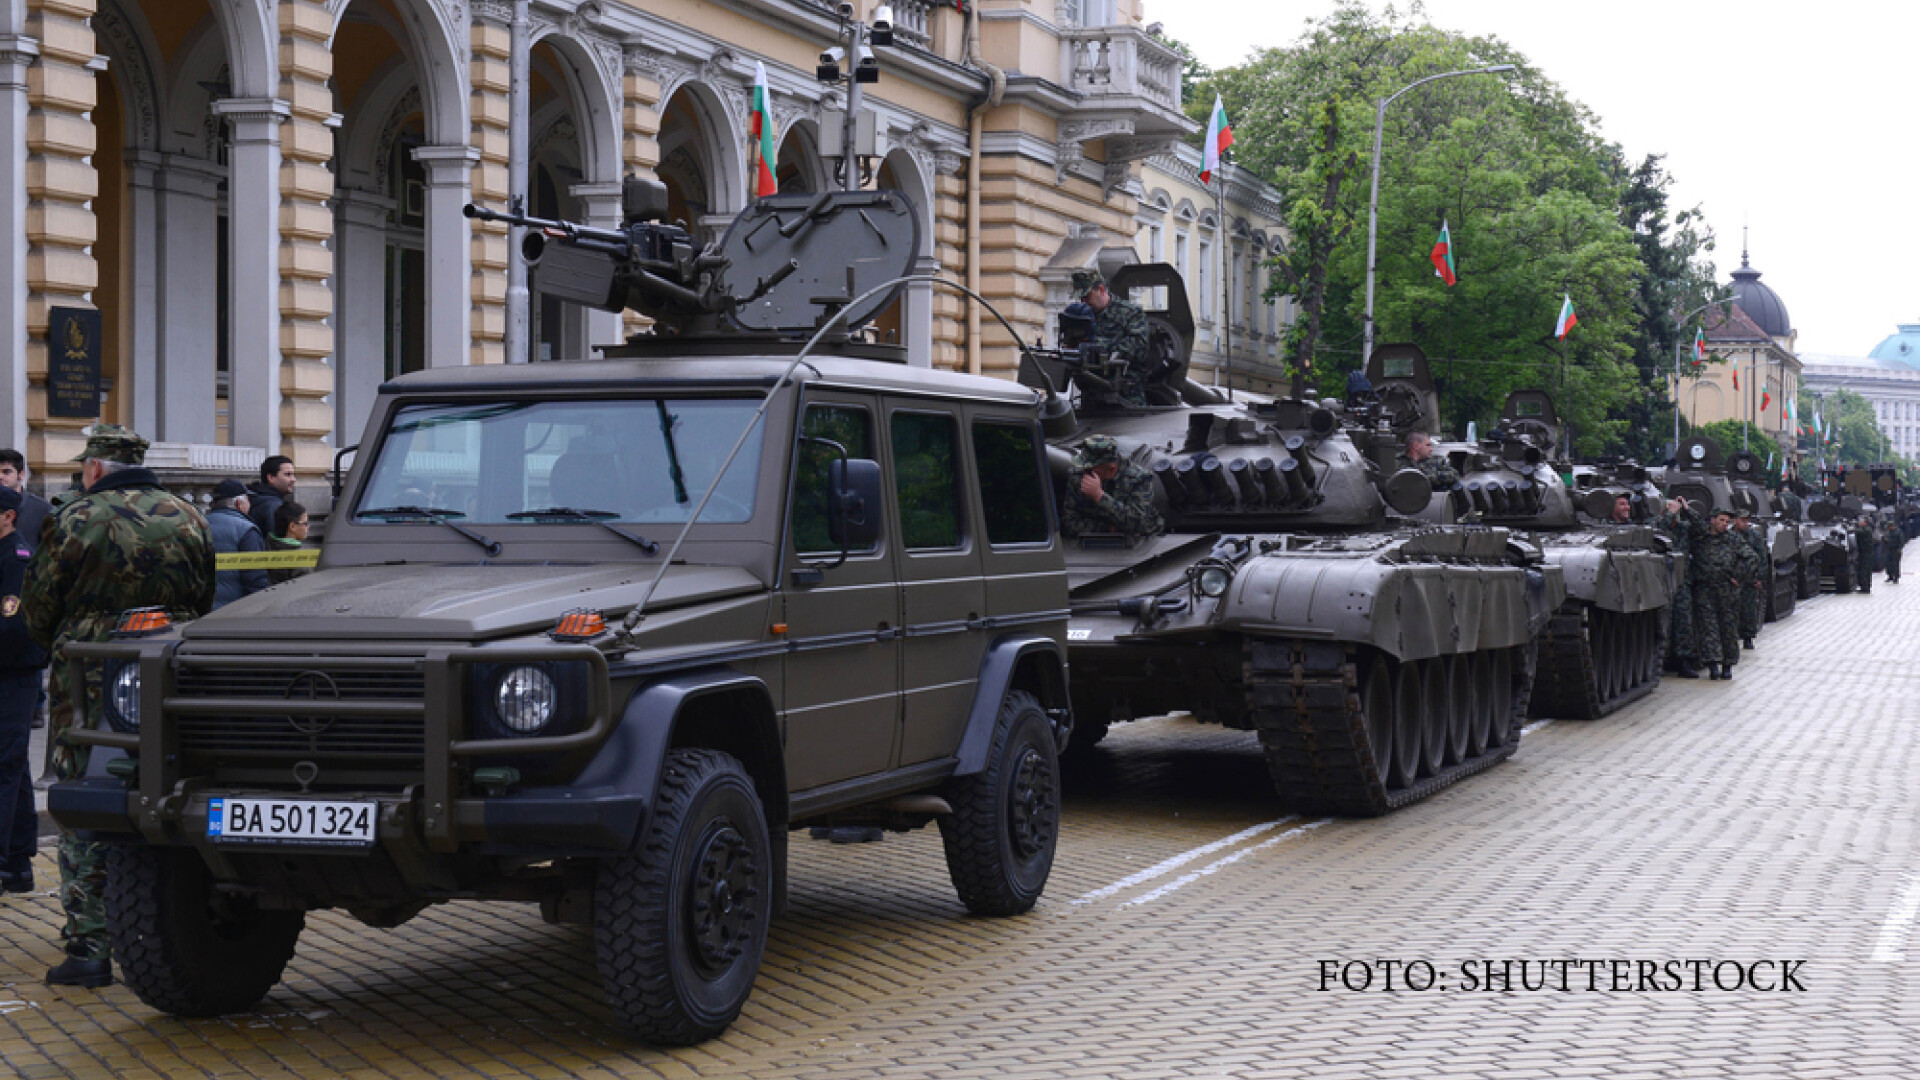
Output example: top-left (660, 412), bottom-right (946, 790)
top-left (1732, 513), bottom-right (1768, 649)
top-left (1609, 494), bottom-right (1634, 524)
top-left (1881, 518), bottom-right (1905, 583)
top-left (1070, 270), bottom-right (1152, 407)
top-left (1693, 508), bottom-right (1745, 680)
top-left (1398, 431), bottom-right (1460, 489)
top-left (1853, 516), bottom-right (1877, 593)
top-left (20, 425), bottom-right (216, 987)
top-left (1060, 435), bottom-right (1163, 542)
top-left (1655, 498), bottom-right (1703, 679)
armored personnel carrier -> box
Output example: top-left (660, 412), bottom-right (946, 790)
top-left (1366, 361), bottom-right (1673, 722)
top-left (1799, 485), bottom-right (1860, 592)
top-left (1027, 277), bottom-right (1563, 817)
top-left (51, 182), bottom-right (1073, 1044)
top-left (1663, 437), bottom-right (1802, 617)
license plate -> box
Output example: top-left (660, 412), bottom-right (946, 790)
top-left (208, 798), bottom-right (376, 847)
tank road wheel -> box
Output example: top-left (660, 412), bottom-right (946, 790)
top-left (1389, 662), bottom-right (1424, 789)
top-left (1360, 659), bottom-right (1396, 784)
top-left (1797, 557), bottom-right (1815, 600)
top-left (1466, 653), bottom-right (1497, 757)
top-left (595, 749), bottom-right (771, 1045)
top-left (1485, 649), bottom-right (1516, 749)
top-left (1443, 655), bottom-right (1473, 766)
top-left (1835, 554), bottom-right (1854, 593)
top-left (1607, 614), bottom-right (1629, 698)
top-left (940, 690), bottom-right (1060, 916)
top-left (1417, 660), bottom-right (1447, 779)
top-left (106, 844), bottom-right (305, 1017)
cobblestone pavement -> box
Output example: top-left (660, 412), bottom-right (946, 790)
top-left (4, 584), bottom-right (1917, 1078)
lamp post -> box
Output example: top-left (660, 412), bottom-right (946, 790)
top-left (1362, 63), bottom-right (1517, 368)
top-left (1671, 292), bottom-right (1740, 451)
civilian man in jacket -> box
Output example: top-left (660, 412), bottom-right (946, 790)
top-left (208, 478), bottom-right (270, 608)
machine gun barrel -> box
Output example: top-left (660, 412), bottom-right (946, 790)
top-left (462, 202), bottom-right (632, 253)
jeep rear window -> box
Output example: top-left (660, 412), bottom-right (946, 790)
top-left (794, 404), bottom-right (878, 555)
top-left (971, 421), bottom-right (1051, 545)
top-left (892, 411), bottom-right (963, 550)
top-left (355, 399), bottom-right (764, 525)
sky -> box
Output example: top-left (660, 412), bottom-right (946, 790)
top-left (1149, 0), bottom-right (1920, 358)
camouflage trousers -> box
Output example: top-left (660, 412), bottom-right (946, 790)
top-left (1740, 580), bottom-right (1764, 639)
top-left (1692, 582), bottom-right (1742, 667)
top-left (1857, 554), bottom-right (1875, 592)
top-left (1666, 579), bottom-right (1695, 663)
top-left (1887, 552), bottom-right (1902, 582)
top-left (47, 656), bottom-right (108, 961)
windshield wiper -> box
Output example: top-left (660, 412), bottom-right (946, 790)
top-left (506, 507), bottom-right (660, 554)
top-left (355, 506), bottom-right (503, 557)
top-left (657, 400), bottom-right (691, 505)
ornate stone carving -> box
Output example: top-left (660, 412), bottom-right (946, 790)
top-left (1102, 160), bottom-right (1138, 202)
top-left (1105, 136), bottom-right (1170, 163)
top-left (93, 6), bottom-right (158, 149)
top-left (1059, 118), bottom-right (1134, 143)
top-left (700, 47), bottom-right (739, 87)
top-left (531, 113), bottom-right (578, 164)
top-left (373, 86), bottom-right (423, 197)
top-left (471, 0), bottom-right (512, 26)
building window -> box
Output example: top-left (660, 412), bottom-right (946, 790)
top-left (1149, 223), bottom-right (1164, 263)
top-left (1175, 230), bottom-right (1188, 280)
top-left (1198, 239), bottom-right (1212, 323)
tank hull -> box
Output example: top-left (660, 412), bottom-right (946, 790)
top-left (1526, 530), bottom-right (1672, 721)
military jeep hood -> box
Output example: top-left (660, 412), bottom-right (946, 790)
top-left (185, 563), bottom-right (765, 641)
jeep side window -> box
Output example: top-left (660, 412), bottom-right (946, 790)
top-left (891, 411), bottom-right (963, 550)
top-left (971, 420), bottom-right (1051, 545)
top-left (794, 404), bottom-right (878, 555)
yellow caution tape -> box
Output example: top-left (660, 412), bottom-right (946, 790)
top-left (216, 549), bottom-right (322, 571)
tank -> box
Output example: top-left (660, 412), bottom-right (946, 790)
top-left (1369, 360), bottom-right (1674, 722)
top-left (1025, 274), bottom-right (1566, 816)
top-left (1662, 437), bottom-right (1804, 614)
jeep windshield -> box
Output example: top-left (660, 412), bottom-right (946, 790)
top-left (354, 398), bottom-right (765, 526)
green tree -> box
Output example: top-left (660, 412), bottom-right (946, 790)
top-left (1697, 419), bottom-right (1783, 485)
top-left (1152, 31), bottom-right (1212, 110)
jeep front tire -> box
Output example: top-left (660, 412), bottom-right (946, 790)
top-left (595, 749), bottom-right (770, 1044)
top-left (939, 689), bottom-right (1060, 915)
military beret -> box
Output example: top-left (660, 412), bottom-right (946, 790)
top-left (0, 486), bottom-right (19, 513)
top-left (212, 478), bottom-right (249, 500)
top-left (70, 423), bottom-right (150, 465)
top-left (1074, 435), bottom-right (1120, 467)
top-left (1070, 269), bottom-right (1105, 298)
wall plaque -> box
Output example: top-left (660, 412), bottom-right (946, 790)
top-left (46, 307), bottom-right (102, 419)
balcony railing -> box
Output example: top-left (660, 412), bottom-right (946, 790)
top-left (799, 0), bottom-right (935, 50)
top-left (1061, 26), bottom-right (1183, 112)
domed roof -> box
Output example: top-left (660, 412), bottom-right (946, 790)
top-left (1869, 323), bottom-right (1920, 368)
top-left (1728, 251), bottom-right (1791, 339)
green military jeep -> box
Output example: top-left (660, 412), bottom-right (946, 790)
top-left (50, 188), bottom-right (1072, 1044)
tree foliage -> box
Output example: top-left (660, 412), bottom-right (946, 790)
top-left (1199, 1), bottom-right (1717, 457)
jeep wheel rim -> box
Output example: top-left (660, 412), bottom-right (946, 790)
top-left (1008, 746), bottom-right (1057, 860)
top-left (687, 823), bottom-right (759, 977)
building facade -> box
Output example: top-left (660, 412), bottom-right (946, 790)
top-left (1, 0), bottom-right (1201, 498)
top-left (1799, 322), bottom-right (1920, 462)
top-left (1675, 251), bottom-right (1801, 450)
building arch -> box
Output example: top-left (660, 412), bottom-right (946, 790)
top-left (656, 80), bottom-right (747, 240)
top-left (203, 0), bottom-right (277, 100)
top-left (328, 0), bottom-right (465, 145)
top-left (529, 25), bottom-right (621, 188)
top-left (875, 147), bottom-right (937, 366)
top-left (93, 0), bottom-right (165, 151)
top-left (776, 118), bottom-right (830, 193)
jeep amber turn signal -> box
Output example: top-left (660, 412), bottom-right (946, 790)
top-left (115, 608), bottom-right (173, 636)
top-left (550, 609), bottom-right (607, 641)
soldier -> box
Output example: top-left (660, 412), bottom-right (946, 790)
top-left (1692, 508), bottom-right (1745, 680)
top-left (1853, 516), bottom-right (1877, 594)
top-left (1060, 435), bottom-right (1163, 542)
top-left (21, 425), bottom-right (216, 987)
top-left (1610, 494), bottom-right (1633, 524)
top-left (1398, 431), bottom-right (1460, 489)
top-left (1882, 518), bottom-right (1905, 583)
top-left (1732, 513), bottom-right (1768, 649)
top-left (1654, 497), bottom-right (1703, 679)
top-left (1071, 270), bottom-right (1152, 407)
top-left (0, 487), bottom-right (46, 896)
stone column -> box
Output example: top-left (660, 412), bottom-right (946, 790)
top-left (278, 0), bottom-right (335, 472)
top-left (153, 154), bottom-right (222, 444)
top-left (22, 0), bottom-right (95, 469)
top-left (906, 254), bottom-right (938, 368)
top-left (570, 180), bottom-right (624, 353)
top-left (212, 97), bottom-right (289, 455)
top-left (413, 144), bottom-right (480, 368)
top-left (618, 42), bottom-right (661, 340)
top-left (121, 150), bottom-right (158, 436)
top-left (0, 31), bottom-right (38, 452)
top-left (468, 10), bottom-right (511, 364)
top-left (332, 188), bottom-right (394, 442)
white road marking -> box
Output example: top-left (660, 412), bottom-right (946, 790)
top-left (1074, 817), bottom-right (1295, 904)
top-left (1117, 818), bottom-right (1334, 908)
top-left (1870, 873), bottom-right (1920, 962)
top-left (1520, 719), bottom-right (1554, 737)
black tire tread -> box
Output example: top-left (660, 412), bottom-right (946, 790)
top-left (939, 690), bottom-right (1058, 916)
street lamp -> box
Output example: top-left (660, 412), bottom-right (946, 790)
top-left (1362, 63), bottom-right (1517, 367)
top-left (1671, 292), bottom-right (1740, 451)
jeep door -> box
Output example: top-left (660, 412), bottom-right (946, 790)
top-left (967, 415), bottom-right (1069, 644)
top-left (888, 401), bottom-right (985, 766)
top-left (780, 396), bottom-right (902, 789)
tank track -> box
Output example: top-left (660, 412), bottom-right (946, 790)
top-left (1244, 639), bottom-right (1535, 817)
top-left (1529, 603), bottom-right (1665, 721)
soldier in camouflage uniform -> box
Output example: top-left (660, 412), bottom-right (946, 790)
top-left (1071, 270), bottom-right (1153, 407)
top-left (1853, 517), bottom-right (1877, 593)
top-left (1396, 431), bottom-right (1460, 489)
top-left (21, 425), bottom-right (215, 987)
top-left (1692, 508), bottom-right (1745, 680)
top-left (1060, 435), bottom-right (1163, 541)
top-left (1882, 518), bottom-right (1904, 583)
top-left (1654, 498), bottom-right (1703, 678)
top-left (1732, 513), bottom-right (1769, 648)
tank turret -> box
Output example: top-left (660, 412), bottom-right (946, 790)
top-left (1029, 294), bottom-right (1565, 816)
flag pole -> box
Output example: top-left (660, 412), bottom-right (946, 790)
top-left (1217, 174), bottom-right (1229, 393)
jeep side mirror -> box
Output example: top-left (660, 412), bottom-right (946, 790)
top-left (828, 458), bottom-right (883, 549)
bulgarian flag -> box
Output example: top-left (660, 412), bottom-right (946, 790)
top-left (1693, 326), bottom-right (1707, 364)
top-left (1553, 292), bottom-right (1577, 339)
top-left (1200, 94), bottom-right (1234, 185)
top-left (750, 62), bottom-right (777, 198)
top-left (1732, 368), bottom-right (1739, 390)
top-left (1431, 220), bottom-right (1456, 286)
top-left (1761, 388), bottom-right (1771, 411)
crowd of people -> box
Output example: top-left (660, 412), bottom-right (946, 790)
top-left (0, 428), bottom-right (315, 990)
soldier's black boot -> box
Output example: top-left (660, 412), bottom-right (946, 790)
top-left (46, 950), bottom-right (112, 989)
top-left (1742, 636), bottom-right (1755, 650)
top-left (1675, 659), bottom-right (1699, 679)
top-left (1707, 662), bottom-right (1723, 680)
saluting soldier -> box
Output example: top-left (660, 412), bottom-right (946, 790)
top-left (1692, 508), bottom-right (1745, 680)
top-left (1060, 435), bottom-right (1163, 542)
top-left (1070, 270), bottom-right (1153, 406)
top-left (21, 425), bottom-right (216, 988)
top-left (1398, 431), bottom-right (1460, 489)
top-left (1654, 497), bottom-right (1703, 679)
top-left (1732, 513), bottom-right (1768, 649)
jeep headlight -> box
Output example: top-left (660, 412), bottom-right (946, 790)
top-left (494, 666), bottom-right (557, 733)
top-left (107, 662), bottom-right (141, 733)
top-left (1196, 565), bottom-right (1233, 598)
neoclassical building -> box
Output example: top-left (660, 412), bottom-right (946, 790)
top-left (1, 0), bottom-right (1201, 498)
top-left (1800, 323), bottom-right (1920, 462)
top-left (1675, 251), bottom-right (1801, 449)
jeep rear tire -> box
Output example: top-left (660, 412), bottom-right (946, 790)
top-left (939, 690), bottom-right (1059, 916)
top-left (106, 844), bottom-right (305, 1017)
top-left (595, 749), bottom-right (770, 1045)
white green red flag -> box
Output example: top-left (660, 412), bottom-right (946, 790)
top-left (1554, 293), bottom-right (1578, 339)
top-left (1200, 95), bottom-right (1234, 185)
top-left (1761, 388), bottom-right (1771, 411)
top-left (1430, 220), bottom-right (1456, 286)
top-left (1732, 368), bottom-right (1738, 390)
top-left (750, 62), bottom-right (778, 198)
top-left (1693, 326), bottom-right (1707, 364)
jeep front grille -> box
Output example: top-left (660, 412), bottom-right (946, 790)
top-left (170, 662), bottom-right (428, 785)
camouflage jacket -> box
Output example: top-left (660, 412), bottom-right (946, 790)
top-left (1882, 522), bottom-right (1906, 555)
top-left (1692, 529), bottom-right (1749, 589)
top-left (1091, 296), bottom-right (1152, 405)
top-left (22, 468), bottom-right (217, 652)
top-left (1395, 452), bottom-right (1459, 489)
top-left (1061, 461), bottom-right (1164, 540)
top-left (1736, 528), bottom-right (1769, 580)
